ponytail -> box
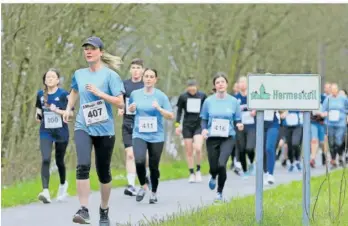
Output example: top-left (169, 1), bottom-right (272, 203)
top-left (101, 52), bottom-right (123, 71)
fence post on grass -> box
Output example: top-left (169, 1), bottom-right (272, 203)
top-left (255, 111), bottom-right (264, 224)
top-left (302, 111), bottom-right (311, 226)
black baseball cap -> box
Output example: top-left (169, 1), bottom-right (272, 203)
top-left (82, 36), bottom-right (104, 49)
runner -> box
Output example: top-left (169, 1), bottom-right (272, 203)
top-left (118, 58), bottom-right (151, 196)
top-left (276, 119), bottom-right (288, 168)
top-left (310, 91), bottom-right (327, 168)
top-left (200, 72), bottom-right (244, 203)
top-left (321, 82), bottom-right (332, 165)
top-left (175, 79), bottom-right (206, 183)
top-left (128, 68), bottom-right (174, 204)
top-left (321, 83), bottom-right (348, 168)
top-left (234, 76), bottom-right (256, 177)
top-left (230, 81), bottom-right (240, 172)
top-left (263, 109), bottom-right (283, 185)
top-left (36, 68), bottom-right (72, 203)
top-left (281, 111), bottom-right (303, 172)
top-left (63, 36), bottom-right (125, 225)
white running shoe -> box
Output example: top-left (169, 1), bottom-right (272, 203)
top-left (38, 189), bottom-right (51, 204)
top-left (195, 171), bottom-right (202, 182)
top-left (188, 174), bottom-right (196, 183)
top-left (267, 174), bottom-right (275, 185)
top-left (57, 181), bottom-right (69, 201)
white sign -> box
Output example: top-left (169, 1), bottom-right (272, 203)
top-left (247, 74), bottom-right (321, 110)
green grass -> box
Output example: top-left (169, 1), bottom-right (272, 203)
top-left (1, 160), bottom-right (210, 208)
top-left (144, 169), bottom-right (348, 226)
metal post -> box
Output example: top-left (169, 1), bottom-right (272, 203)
top-left (302, 112), bottom-right (311, 225)
top-left (256, 111), bottom-right (264, 223)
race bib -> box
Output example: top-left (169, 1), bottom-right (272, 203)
top-left (125, 97), bottom-right (135, 115)
top-left (139, 116), bottom-right (158, 133)
top-left (264, 110), bottom-right (274, 121)
top-left (186, 98), bottom-right (201, 113)
top-left (328, 110), bottom-right (340, 122)
top-left (211, 118), bottom-right (230, 137)
top-left (241, 111), bottom-right (255, 124)
top-left (286, 113), bottom-right (298, 126)
top-left (82, 100), bottom-right (109, 126)
top-left (44, 111), bottom-right (63, 129)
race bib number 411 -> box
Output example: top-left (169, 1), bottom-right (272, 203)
top-left (82, 100), bottom-right (109, 126)
top-left (139, 116), bottom-right (158, 133)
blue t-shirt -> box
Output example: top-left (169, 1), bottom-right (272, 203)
top-left (36, 88), bottom-right (70, 142)
top-left (234, 92), bottom-right (255, 129)
top-left (200, 94), bottom-right (241, 138)
top-left (129, 88), bottom-right (172, 143)
top-left (282, 111), bottom-right (302, 127)
top-left (71, 66), bottom-right (125, 136)
top-left (322, 95), bottom-right (348, 127)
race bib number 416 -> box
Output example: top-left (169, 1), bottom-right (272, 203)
top-left (210, 118), bottom-right (230, 137)
top-left (82, 100), bottom-right (109, 126)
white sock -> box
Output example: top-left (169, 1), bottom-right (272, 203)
top-left (127, 173), bottom-right (136, 187)
top-left (146, 167), bottom-right (150, 177)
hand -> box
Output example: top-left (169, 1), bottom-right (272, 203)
top-left (250, 110), bottom-right (256, 117)
top-left (175, 127), bottom-right (182, 136)
top-left (236, 123), bottom-right (244, 131)
top-left (86, 84), bottom-right (102, 97)
top-left (49, 104), bottom-right (57, 112)
top-left (152, 100), bottom-right (160, 110)
top-left (63, 109), bottom-right (72, 123)
top-left (280, 112), bottom-right (287, 119)
top-left (202, 129), bottom-right (209, 139)
top-left (128, 103), bottom-right (136, 112)
top-left (321, 112), bottom-right (328, 118)
top-left (118, 108), bottom-right (124, 116)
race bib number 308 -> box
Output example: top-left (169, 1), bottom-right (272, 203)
top-left (44, 111), bottom-right (63, 129)
top-left (82, 100), bottom-right (109, 126)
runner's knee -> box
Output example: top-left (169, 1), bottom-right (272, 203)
top-left (96, 166), bottom-right (112, 184)
top-left (76, 164), bottom-right (91, 180)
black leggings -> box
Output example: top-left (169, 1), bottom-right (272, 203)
top-left (206, 136), bottom-right (235, 193)
top-left (236, 129), bottom-right (256, 172)
top-left (285, 126), bottom-right (303, 164)
top-left (74, 130), bottom-right (115, 184)
top-left (133, 138), bottom-right (164, 193)
top-left (40, 139), bottom-right (68, 189)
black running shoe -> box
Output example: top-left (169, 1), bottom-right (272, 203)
top-left (72, 207), bottom-right (90, 224)
top-left (99, 207), bottom-right (110, 226)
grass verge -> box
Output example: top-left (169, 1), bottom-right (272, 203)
top-left (143, 169), bottom-right (348, 226)
top-left (1, 160), bottom-right (210, 208)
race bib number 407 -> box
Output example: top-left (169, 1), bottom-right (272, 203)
top-left (82, 100), bottom-right (109, 126)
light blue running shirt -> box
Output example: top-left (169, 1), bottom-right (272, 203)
top-left (129, 88), bottom-right (172, 143)
top-left (71, 66), bottom-right (125, 136)
top-left (322, 95), bottom-right (348, 127)
top-left (200, 93), bottom-right (241, 138)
